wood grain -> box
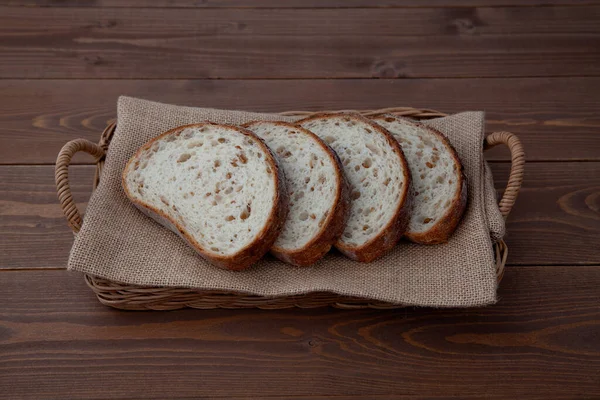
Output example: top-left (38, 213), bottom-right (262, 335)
top-left (1, 162), bottom-right (599, 270)
top-left (3, 0), bottom-right (599, 8)
top-left (2, 78), bottom-right (600, 164)
top-left (0, 7), bottom-right (598, 79)
top-left (0, 267), bottom-right (598, 399)
top-left (0, 166), bottom-right (95, 270)
top-left (2, 6), bottom-right (599, 36)
top-left (494, 162), bottom-right (600, 265)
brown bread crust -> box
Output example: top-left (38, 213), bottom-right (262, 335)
top-left (122, 122), bottom-right (288, 271)
top-left (242, 121), bottom-right (350, 267)
top-left (371, 114), bottom-right (468, 244)
top-left (297, 113), bottom-right (411, 262)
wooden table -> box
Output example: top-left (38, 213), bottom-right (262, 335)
top-left (1, 1), bottom-right (599, 398)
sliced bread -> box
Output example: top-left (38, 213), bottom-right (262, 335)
top-left (298, 113), bottom-right (411, 262)
top-left (371, 114), bottom-right (467, 244)
top-left (122, 123), bottom-right (288, 271)
top-left (243, 121), bottom-right (349, 266)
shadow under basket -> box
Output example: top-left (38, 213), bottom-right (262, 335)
top-left (55, 107), bottom-right (525, 310)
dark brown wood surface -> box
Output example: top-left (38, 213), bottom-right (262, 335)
top-left (1, 267), bottom-right (599, 399)
top-left (2, 78), bottom-right (600, 164)
top-left (4, 0), bottom-right (600, 8)
top-left (1, 6), bottom-right (599, 79)
top-left (1, 1), bottom-right (599, 399)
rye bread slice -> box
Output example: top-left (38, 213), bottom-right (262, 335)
top-left (298, 113), bottom-right (411, 262)
top-left (122, 123), bottom-right (288, 271)
top-left (243, 121), bottom-right (349, 266)
top-left (371, 114), bottom-right (467, 244)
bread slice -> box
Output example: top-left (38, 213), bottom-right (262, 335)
top-left (298, 113), bottom-right (411, 262)
top-left (371, 114), bottom-right (467, 244)
top-left (243, 121), bottom-right (349, 266)
top-left (122, 122), bottom-right (288, 271)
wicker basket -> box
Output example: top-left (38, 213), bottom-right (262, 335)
top-left (55, 107), bottom-right (525, 310)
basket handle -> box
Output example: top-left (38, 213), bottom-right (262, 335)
top-left (55, 139), bottom-right (106, 233)
top-left (483, 131), bottom-right (525, 218)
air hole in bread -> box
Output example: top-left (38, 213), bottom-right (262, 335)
top-left (354, 165), bottom-right (360, 172)
top-left (160, 196), bottom-right (169, 206)
top-left (423, 218), bottom-right (432, 224)
top-left (304, 177), bottom-right (311, 184)
top-left (240, 205), bottom-right (251, 220)
top-left (299, 212), bottom-right (309, 221)
top-left (362, 158), bottom-right (372, 168)
top-left (210, 246), bottom-right (220, 252)
top-left (141, 161), bottom-right (148, 169)
top-left (218, 138), bottom-right (227, 144)
top-left (213, 159), bottom-right (221, 168)
top-left (224, 187), bottom-right (233, 195)
top-left (187, 141), bottom-right (203, 149)
top-left (294, 191), bottom-right (304, 201)
top-left (324, 136), bottom-right (336, 144)
top-left (226, 172), bottom-right (232, 179)
top-left (351, 191), bottom-right (361, 200)
top-left (239, 153), bottom-right (248, 164)
top-left (166, 135), bottom-right (176, 142)
top-left (225, 215), bottom-right (235, 221)
top-left (383, 177), bottom-right (391, 186)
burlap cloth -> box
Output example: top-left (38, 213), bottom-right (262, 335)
top-left (68, 96), bottom-right (505, 307)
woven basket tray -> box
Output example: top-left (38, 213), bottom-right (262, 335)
top-left (55, 107), bottom-right (525, 310)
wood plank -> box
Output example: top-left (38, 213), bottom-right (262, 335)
top-left (0, 267), bottom-right (598, 399)
top-left (1, 163), bottom-right (599, 270)
top-left (2, 6), bottom-right (599, 37)
top-left (0, 7), bottom-right (599, 79)
top-left (3, 0), bottom-right (599, 8)
top-left (2, 78), bottom-right (599, 164)
top-left (0, 166), bottom-right (95, 270)
top-left (493, 162), bottom-right (600, 265)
